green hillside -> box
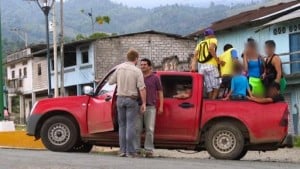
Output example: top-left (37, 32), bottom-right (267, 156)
top-left (1, 0), bottom-right (260, 55)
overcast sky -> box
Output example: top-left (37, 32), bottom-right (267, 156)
top-left (111, 0), bottom-right (259, 8)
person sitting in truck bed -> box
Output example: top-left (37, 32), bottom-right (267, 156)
top-left (173, 84), bottom-right (192, 99)
top-left (223, 63), bottom-right (252, 100)
top-left (247, 82), bottom-right (284, 103)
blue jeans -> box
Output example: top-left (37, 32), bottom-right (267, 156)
top-left (135, 106), bottom-right (157, 152)
top-left (230, 95), bottom-right (246, 100)
top-left (117, 96), bottom-right (139, 154)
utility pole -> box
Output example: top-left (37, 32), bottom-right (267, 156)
top-left (0, 4), bottom-right (4, 120)
top-left (52, 2), bottom-right (58, 97)
top-left (59, 0), bottom-right (65, 96)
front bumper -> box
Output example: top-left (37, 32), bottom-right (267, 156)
top-left (27, 114), bottom-right (42, 136)
top-left (280, 134), bottom-right (294, 148)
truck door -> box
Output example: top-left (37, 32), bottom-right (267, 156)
top-left (87, 72), bottom-right (116, 134)
top-left (155, 74), bottom-right (201, 141)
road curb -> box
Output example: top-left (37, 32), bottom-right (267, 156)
top-left (0, 131), bottom-right (45, 149)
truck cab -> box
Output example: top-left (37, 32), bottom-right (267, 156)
top-left (27, 70), bottom-right (293, 160)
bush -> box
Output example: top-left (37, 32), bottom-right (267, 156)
top-left (295, 137), bottom-right (300, 147)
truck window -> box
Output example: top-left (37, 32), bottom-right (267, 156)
top-left (98, 82), bottom-right (116, 95)
top-left (160, 75), bottom-right (193, 99)
top-left (96, 71), bottom-right (116, 95)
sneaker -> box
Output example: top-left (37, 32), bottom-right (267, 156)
top-left (119, 153), bottom-right (126, 157)
top-left (145, 151), bottom-right (154, 158)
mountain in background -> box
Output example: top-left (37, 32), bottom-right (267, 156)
top-left (1, 0), bottom-right (269, 54)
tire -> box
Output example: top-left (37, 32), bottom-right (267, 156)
top-left (70, 142), bottom-right (93, 153)
top-left (205, 122), bottom-right (245, 160)
top-left (234, 148), bottom-right (248, 160)
top-left (40, 115), bottom-right (79, 152)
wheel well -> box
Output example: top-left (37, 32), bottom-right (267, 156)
top-left (35, 111), bottom-right (80, 139)
top-left (200, 117), bottom-right (250, 143)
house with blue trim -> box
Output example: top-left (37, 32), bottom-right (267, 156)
top-left (188, 1), bottom-right (300, 134)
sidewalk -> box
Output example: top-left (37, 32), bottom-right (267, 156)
top-left (0, 131), bottom-right (44, 149)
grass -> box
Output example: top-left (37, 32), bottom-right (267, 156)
top-left (295, 137), bottom-right (300, 148)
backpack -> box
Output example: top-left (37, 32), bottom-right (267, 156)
top-left (197, 40), bottom-right (216, 63)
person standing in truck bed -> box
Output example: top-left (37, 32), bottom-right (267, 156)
top-left (191, 28), bottom-right (223, 100)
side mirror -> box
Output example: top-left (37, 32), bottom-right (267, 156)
top-left (83, 86), bottom-right (94, 96)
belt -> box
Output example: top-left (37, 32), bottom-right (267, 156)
top-left (118, 96), bottom-right (138, 100)
top-left (139, 104), bottom-right (155, 106)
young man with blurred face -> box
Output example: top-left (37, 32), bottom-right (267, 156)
top-left (136, 58), bottom-right (163, 158)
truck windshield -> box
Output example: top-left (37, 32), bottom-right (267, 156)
top-left (98, 83), bottom-right (116, 95)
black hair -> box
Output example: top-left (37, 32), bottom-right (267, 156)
top-left (140, 58), bottom-right (152, 67)
top-left (224, 44), bottom-right (233, 52)
top-left (265, 40), bottom-right (276, 48)
top-left (247, 38), bottom-right (257, 49)
top-left (247, 37), bottom-right (255, 42)
top-left (270, 82), bottom-right (280, 91)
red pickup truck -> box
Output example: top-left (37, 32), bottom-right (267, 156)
top-left (27, 70), bottom-right (293, 160)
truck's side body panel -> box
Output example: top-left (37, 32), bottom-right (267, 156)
top-left (201, 100), bottom-right (288, 144)
top-left (32, 96), bottom-right (90, 135)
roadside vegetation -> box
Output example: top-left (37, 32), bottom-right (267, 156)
top-left (295, 137), bottom-right (300, 147)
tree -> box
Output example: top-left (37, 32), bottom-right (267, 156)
top-left (80, 8), bottom-right (110, 33)
top-left (89, 32), bottom-right (109, 39)
top-left (75, 32), bottom-right (110, 41)
top-left (75, 34), bottom-right (86, 41)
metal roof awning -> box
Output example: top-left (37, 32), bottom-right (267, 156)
top-left (262, 9), bottom-right (300, 27)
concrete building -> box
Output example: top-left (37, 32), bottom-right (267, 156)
top-left (94, 30), bottom-right (196, 80)
top-left (33, 39), bottom-right (96, 97)
top-left (5, 45), bottom-right (46, 123)
top-left (189, 1), bottom-right (300, 134)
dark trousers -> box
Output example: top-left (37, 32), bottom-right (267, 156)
top-left (293, 113), bottom-right (299, 135)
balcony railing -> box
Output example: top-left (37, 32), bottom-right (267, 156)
top-left (6, 78), bottom-right (23, 94)
top-left (278, 50), bottom-right (300, 75)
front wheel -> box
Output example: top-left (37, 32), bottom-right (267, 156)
top-left (40, 115), bottom-right (79, 152)
top-left (205, 122), bottom-right (245, 160)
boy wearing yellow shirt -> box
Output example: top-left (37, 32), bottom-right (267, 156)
top-left (219, 44), bottom-right (239, 97)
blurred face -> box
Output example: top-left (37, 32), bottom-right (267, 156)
top-left (265, 45), bottom-right (275, 56)
top-left (245, 43), bottom-right (257, 56)
top-left (140, 61), bottom-right (151, 73)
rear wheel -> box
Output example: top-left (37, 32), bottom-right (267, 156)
top-left (40, 115), bottom-right (79, 152)
top-left (205, 122), bottom-right (245, 160)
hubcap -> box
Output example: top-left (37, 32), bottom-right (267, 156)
top-left (48, 123), bottom-right (70, 146)
top-left (212, 130), bottom-right (236, 154)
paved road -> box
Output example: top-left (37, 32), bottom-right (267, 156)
top-left (0, 149), bottom-right (299, 169)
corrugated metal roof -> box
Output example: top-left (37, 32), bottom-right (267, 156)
top-left (187, 1), bottom-right (300, 37)
top-left (262, 9), bottom-right (300, 26)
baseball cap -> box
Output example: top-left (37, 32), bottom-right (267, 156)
top-left (204, 28), bottom-right (214, 36)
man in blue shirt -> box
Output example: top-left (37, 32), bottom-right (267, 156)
top-left (224, 64), bottom-right (252, 100)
